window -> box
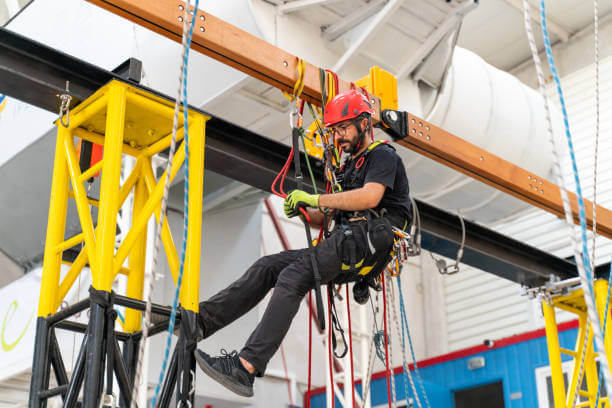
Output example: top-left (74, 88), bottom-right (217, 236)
top-left (535, 360), bottom-right (607, 407)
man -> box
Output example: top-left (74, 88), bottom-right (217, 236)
top-left (194, 90), bottom-right (411, 397)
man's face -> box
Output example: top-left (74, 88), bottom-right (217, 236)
top-left (332, 118), bottom-right (366, 154)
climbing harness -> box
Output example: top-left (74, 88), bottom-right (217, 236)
top-left (521, 0), bottom-right (612, 398)
top-left (57, 80), bottom-right (72, 128)
top-left (429, 211), bottom-right (465, 275)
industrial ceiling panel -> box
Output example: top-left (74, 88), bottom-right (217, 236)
top-left (409, 0), bottom-right (449, 26)
top-left (367, 24), bottom-right (422, 70)
top-left (389, 6), bottom-right (433, 41)
top-left (322, 0), bottom-right (370, 17)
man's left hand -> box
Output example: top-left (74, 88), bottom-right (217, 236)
top-left (286, 190), bottom-right (320, 212)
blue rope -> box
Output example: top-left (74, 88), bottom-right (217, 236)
top-left (595, 260), bottom-right (612, 407)
top-left (397, 275), bottom-right (430, 408)
top-left (151, 1), bottom-right (200, 405)
top-left (539, 0), bottom-right (593, 282)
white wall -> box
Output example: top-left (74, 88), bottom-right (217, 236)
top-left (146, 200), bottom-right (263, 406)
top-left (442, 55), bottom-right (612, 352)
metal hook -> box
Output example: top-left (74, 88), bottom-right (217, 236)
top-left (58, 80), bottom-right (72, 128)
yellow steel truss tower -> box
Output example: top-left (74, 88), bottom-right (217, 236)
top-left (30, 79), bottom-right (208, 407)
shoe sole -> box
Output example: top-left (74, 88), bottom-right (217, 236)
top-left (194, 351), bottom-right (254, 397)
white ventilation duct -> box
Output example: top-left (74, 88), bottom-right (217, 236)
top-left (400, 46), bottom-right (564, 222)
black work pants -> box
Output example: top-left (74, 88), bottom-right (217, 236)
top-left (197, 226), bottom-right (360, 375)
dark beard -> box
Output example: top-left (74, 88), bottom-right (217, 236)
top-left (348, 130), bottom-right (366, 155)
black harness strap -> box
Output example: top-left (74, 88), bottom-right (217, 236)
top-left (292, 126), bottom-right (326, 331)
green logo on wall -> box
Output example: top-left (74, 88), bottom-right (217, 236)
top-left (1, 300), bottom-right (34, 351)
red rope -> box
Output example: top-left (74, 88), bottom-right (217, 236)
top-left (270, 146), bottom-right (311, 223)
top-left (345, 285), bottom-right (357, 408)
top-left (381, 273), bottom-right (393, 408)
top-left (306, 291), bottom-right (313, 408)
top-left (270, 147), bottom-right (294, 198)
top-left (327, 292), bottom-right (336, 408)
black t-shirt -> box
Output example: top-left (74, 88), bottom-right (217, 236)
top-left (339, 143), bottom-right (411, 222)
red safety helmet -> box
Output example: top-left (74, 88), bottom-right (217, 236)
top-left (323, 89), bottom-right (374, 128)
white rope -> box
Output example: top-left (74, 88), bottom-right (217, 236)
top-left (389, 272), bottom-right (422, 408)
top-left (571, 318), bottom-right (589, 408)
top-left (383, 273), bottom-right (397, 408)
top-left (521, 0), bottom-right (612, 399)
top-left (129, 2), bottom-right (192, 406)
top-left (572, 3), bottom-right (601, 406)
top-left (360, 293), bottom-right (380, 408)
top-left (591, 0), bottom-right (600, 273)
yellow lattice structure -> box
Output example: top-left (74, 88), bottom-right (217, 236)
top-left (39, 79), bottom-right (208, 326)
top-left (544, 279), bottom-right (612, 407)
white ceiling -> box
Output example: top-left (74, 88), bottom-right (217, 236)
top-left (458, 0), bottom-right (612, 71)
top-left (277, 0), bottom-right (612, 73)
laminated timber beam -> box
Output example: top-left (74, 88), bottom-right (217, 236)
top-left (85, 0), bottom-right (380, 115)
top-left (85, 0), bottom-right (612, 240)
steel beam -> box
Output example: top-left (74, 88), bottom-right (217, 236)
top-left (0, 26), bottom-right (580, 287)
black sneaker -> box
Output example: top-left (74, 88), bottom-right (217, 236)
top-left (194, 349), bottom-right (255, 397)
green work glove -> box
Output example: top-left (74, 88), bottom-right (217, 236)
top-left (284, 198), bottom-right (299, 218)
top-left (286, 189), bottom-right (320, 212)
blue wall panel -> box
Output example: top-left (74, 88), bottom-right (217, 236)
top-left (309, 327), bottom-right (578, 408)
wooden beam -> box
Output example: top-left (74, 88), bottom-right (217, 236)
top-left (86, 0), bottom-right (612, 239)
top-left (85, 0), bottom-right (381, 118)
top-left (393, 113), bottom-right (612, 239)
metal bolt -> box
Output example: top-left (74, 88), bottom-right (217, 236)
top-left (200, 27), bottom-right (205, 32)
top-left (178, 16), bottom-right (183, 22)
top-left (387, 111), bottom-right (398, 122)
top-left (283, 61), bottom-right (288, 67)
top-left (148, 129), bottom-right (156, 137)
top-left (426, 135), bottom-right (431, 141)
top-left (480, 156), bottom-right (484, 161)
top-left (200, 15), bottom-right (205, 21)
top-left (179, 4), bottom-right (184, 10)
top-left (129, 140), bottom-right (137, 147)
